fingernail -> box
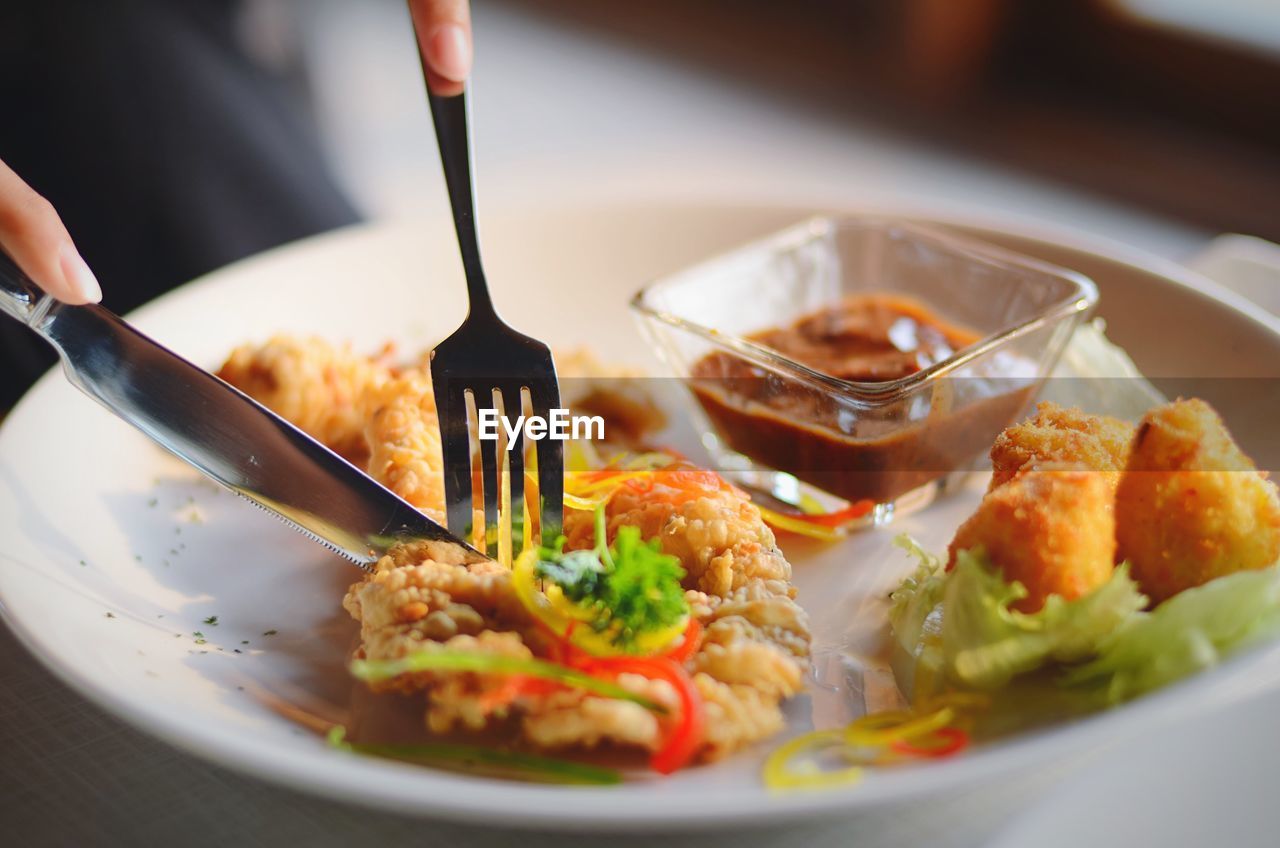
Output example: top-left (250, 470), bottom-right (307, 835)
top-left (58, 243), bottom-right (102, 303)
top-left (426, 24), bottom-right (471, 82)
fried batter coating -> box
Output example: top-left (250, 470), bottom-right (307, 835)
top-left (695, 675), bottom-right (789, 760)
top-left (989, 401), bottom-right (1134, 490)
top-left (342, 539), bottom-right (523, 652)
top-left (217, 335), bottom-right (393, 464)
top-left (233, 334), bottom-right (810, 764)
top-left (360, 370), bottom-right (446, 523)
top-left (1116, 398), bottom-right (1280, 603)
top-left (520, 675), bottom-right (673, 751)
top-left (949, 464), bottom-right (1117, 612)
top-left (343, 484), bottom-right (811, 762)
top-left (564, 482), bottom-right (793, 598)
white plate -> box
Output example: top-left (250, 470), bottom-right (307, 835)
top-left (986, 682), bottom-right (1280, 848)
top-left (3, 202), bottom-right (1280, 831)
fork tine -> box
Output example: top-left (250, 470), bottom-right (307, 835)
top-left (438, 382), bottom-right (474, 539)
top-left (478, 388), bottom-right (501, 558)
top-left (529, 377), bottom-right (564, 544)
top-left (499, 382), bottom-right (526, 557)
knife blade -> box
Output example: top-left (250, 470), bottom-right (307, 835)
top-left (0, 250), bottom-right (477, 569)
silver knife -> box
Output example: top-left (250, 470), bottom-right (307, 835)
top-left (0, 250), bottom-right (478, 569)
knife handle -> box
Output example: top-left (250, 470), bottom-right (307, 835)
top-left (0, 249), bottom-right (59, 330)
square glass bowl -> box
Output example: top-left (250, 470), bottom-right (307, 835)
top-left (630, 216), bottom-right (1098, 521)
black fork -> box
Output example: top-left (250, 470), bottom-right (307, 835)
top-left (417, 80), bottom-right (563, 559)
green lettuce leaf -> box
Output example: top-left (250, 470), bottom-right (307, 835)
top-left (890, 537), bottom-right (1146, 691)
top-left (943, 552), bottom-right (1146, 689)
top-left (887, 536), bottom-right (947, 656)
top-left (887, 537), bottom-right (949, 697)
top-left (1061, 566), bottom-right (1280, 703)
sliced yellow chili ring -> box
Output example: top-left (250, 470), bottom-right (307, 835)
top-left (755, 506), bottom-right (845, 542)
top-left (763, 730), bottom-right (866, 792)
top-left (513, 548), bottom-right (569, 635)
top-left (564, 492), bottom-right (606, 512)
top-left (797, 492), bottom-right (826, 515)
top-left (844, 706), bottom-right (955, 748)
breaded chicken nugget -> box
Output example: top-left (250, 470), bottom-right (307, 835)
top-left (949, 464), bottom-right (1117, 612)
top-left (217, 335), bottom-right (393, 464)
top-left (989, 401), bottom-right (1134, 490)
top-left (1116, 398), bottom-right (1280, 603)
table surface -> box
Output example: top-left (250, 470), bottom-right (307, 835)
top-left (0, 1), bottom-right (1245, 845)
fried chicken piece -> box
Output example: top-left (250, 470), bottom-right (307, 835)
top-left (344, 484), bottom-right (810, 761)
top-left (1116, 399), bottom-right (1280, 603)
top-left (361, 369), bottom-right (446, 523)
top-left (695, 675), bottom-right (790, 760)
top-left (949, 464), bottom-right (1117, 612)
top-left (342, 539), bottom-right (522, 652)
top-left (563, 479), bottom-right (793, 598)
top-left (520, 675), bottom-right (673, 751)
top-left (217, 335), bottom-right (393, 465)
top-left (406, 631), bottom-right (538, 733)
top-left (989, 401), bottom-right (1134, 490)
top-left (687, 581), bottom-right (811, 664)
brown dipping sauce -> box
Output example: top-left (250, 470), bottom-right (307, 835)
top-left (690, 294), bottom-right (1033, 503)
top-left (746, 294), bottom-right (978, 382)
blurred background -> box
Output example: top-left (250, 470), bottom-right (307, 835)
top-left (1, 0), bottom-right (1277, 404)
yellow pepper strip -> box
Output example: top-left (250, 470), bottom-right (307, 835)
top-left (566, 471), bottom-right (653, 497)
top-left (498, 450), bottom-right (514, 568)
top-left (762, 695), bottom-right (986, 791)
top-left (564, 492), bottom-right (605, 512)
top-left (797, 492), bottom-right (827, 515)
top-left (546, 583), bottom-right (604, 624)
top-left (844, 707), bottom-right (955, 748)
top-left (513, 548), bottom-right (571, 637)
top-left (755, 506), bottom-right (844, 543)
top-left (542, 565), bottom-right (689, 656)
top-left (763, 730), bottom-right (865, 792)
top-left (513, 542), bottom-right (689, 657)
top-left (629, 614), bottom-right (690, 655)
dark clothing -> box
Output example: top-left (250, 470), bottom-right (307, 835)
top-left (0, 0), bottom-right (360, 406)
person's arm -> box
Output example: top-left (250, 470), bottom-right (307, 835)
top-left (0, 158), bottom-right (100, 304)
top-left (407, 0), bottom-right (472, 96)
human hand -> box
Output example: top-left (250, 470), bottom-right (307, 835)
top-left (0, 158), bottom-right (101, 305)
top-left (408, 0), bottom-right (473, 97)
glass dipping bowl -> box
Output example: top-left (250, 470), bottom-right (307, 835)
top-left (630, 216), bottom-right (1099, 523)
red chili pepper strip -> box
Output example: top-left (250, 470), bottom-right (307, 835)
top-left (798, 500), bottom-right (876, 527)
top-left (531, 615), bottom-right (706, 773)
top-left (889, 727), bottom-right (969, 759)
top-left (580, 655), bottom-right (705, 774)
top-left (661, 618), bottom-right (703, 664)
